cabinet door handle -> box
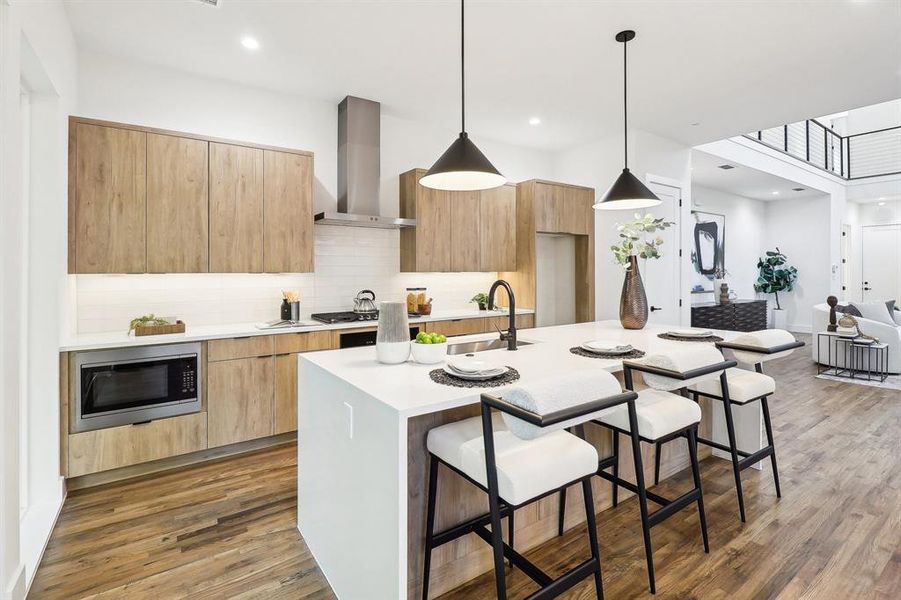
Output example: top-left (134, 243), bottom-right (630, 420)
top-left (650, 306), bottom-right (662, 312)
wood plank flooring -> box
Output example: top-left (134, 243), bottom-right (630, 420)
top-left (31, 335), bottom-right (901, 599)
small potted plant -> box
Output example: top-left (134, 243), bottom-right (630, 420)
top-left (470, 292), bottom-right (489, 311)
top-left (753, 247), bottom-right (798, 329)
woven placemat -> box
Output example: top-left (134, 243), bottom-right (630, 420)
top-left (657, 333), bottom-right (724, 343)
top-left (429, 366), bottom-right (521, 388)
top-left (569, 347), bottom-right (646, 359)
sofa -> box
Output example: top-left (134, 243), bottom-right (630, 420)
top-left (812, 302), bottom-right (901, 374)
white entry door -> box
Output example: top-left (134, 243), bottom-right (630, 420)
top-left (642, 181), bottom-right (681, 325)
top-left (861, 224), bottom-right (901, 303)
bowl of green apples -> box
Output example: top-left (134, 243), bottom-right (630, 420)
top-left (411, 331), bottom-right (448, 364)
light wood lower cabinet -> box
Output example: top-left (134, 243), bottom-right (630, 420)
top-left (67, 413), bottom-right (207, 478)
top-left (275, 354), bottom-right (298, 435)
top-left (486, 313), bottom-right (535, 332)
top-left (207, 356), bottom-right (275, 448)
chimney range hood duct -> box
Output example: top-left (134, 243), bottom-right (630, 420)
top-left (314, 96), bottom-right (415, 229)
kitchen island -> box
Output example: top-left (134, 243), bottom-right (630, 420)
top-left (297, 321), bottom-right (764, 599)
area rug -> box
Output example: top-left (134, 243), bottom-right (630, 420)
top-left (815, 372), bottom-right (901, 391)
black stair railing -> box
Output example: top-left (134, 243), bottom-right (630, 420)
top-left (745, 119), bottom-right (901, 180)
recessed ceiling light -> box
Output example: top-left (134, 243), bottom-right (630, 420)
top-left (878, 201), bottom-right (886, 206)
top-left (771, 191), bottom-right (780, 195)
top-left (241, 36), bottom-right (260, 50)
top-left (528, 117), bottom-right (541, 126)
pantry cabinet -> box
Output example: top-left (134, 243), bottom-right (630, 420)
top-left (68, 117), bottom-right (315, 274)
top-left (399, 168), bottom-right (516, 272)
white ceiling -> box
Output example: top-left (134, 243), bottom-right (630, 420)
top-left (64, 0), bottom-right (901, 151)
top-left (691, 149), bottom-right (826, 201)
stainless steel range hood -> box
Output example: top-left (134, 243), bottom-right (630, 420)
top-left (314, 96), bottom-right (415, 229)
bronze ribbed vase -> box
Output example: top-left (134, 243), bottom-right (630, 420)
top-left (620, 256), bottom-right (648, 329)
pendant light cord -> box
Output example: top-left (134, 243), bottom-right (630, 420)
top-left (623, 36), bottom-right (628, 169)
top-left (461, 0), bottom-right (466, 134)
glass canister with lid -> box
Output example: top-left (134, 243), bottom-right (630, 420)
top-left (405, 287), bottom-right (428, 315)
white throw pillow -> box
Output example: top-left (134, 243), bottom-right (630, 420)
top-left (850, 302), bottom-right (895, 325)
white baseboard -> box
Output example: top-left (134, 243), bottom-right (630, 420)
top-left (3, 564), bottom-right (26, 600)
top-left (20, 477), bottom-right (66, 597)
top-left (788, 324), bottom-right (812, 334)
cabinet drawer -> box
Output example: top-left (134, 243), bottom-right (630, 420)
top-left (424, 318), bottom-right (490, 337)
top-left (68, 413), bottom-right (207, 477)
top-left (486, 313), bottom-right (534, 333)
top-left (274, 330), bottom-right (334, 354)
top-left (208, 335), bottom-right (274, 361)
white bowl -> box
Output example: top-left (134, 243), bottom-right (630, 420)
top-left (410, 341), bottom-right (448, 364)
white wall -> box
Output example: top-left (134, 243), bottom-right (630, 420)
top-left (74, 51), bottom-right (554, 334)
top-left (552, 130), bottom-right (693, 324)
top-left (763, 195), bottom-right (832, 332)
top-left (690, 186), bottom-right (767, 300)
top-left (844, 99), bottom-right (901, 136)
top-left (75, 227), bottom-right (499, 334)
top-left (0, 1), bottom-right (77, 598)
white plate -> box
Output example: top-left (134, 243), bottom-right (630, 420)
top-left (443, 364), bottom-right (508, 381)
top-left (446, 357), bottom-right (501, 374)
top-left (581, 340), bottom-right (632, 354)
top-left (667, 329), bottom-right (713, 338)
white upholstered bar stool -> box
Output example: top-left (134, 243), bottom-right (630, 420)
top-left (422, 371), bottom-right (636, 600)
top-left (683, 329), bottom-right (805, 522)
top-left (558, 345), bottom-right (735, 594)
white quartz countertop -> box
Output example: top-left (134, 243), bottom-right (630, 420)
top-left (59, 308), bottom-right (534, 352)
top-left (300, 320), bottom-right (738, 418)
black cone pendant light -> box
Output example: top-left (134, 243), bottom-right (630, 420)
top-left (594, 30), bottom-right (661, 210)
top-left (419, 0), bottom-right (505, 191)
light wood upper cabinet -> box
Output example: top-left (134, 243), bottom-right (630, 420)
top-left (69, 117), bottom-right (315, 274)
top-left (72, 123), bottom-right (147, 273)
top-left (146, 133), bottom-right (210, 273)
top-left (263, 150), bottom-right (314, 273)
top-left (534, 181), bottom-right (563, 233)
top-left (479, 185), bottom-right (517, 271)
top-left (210, 143), bottom-right (264, 272)
top-left (561, 186), bottom-right (594, 236)
top-left (207, 356), bottom-right (275, 448)
top-left (400, 169), bottom-right (516, 272)
top-left (450, 192), bottom-right (481, 272)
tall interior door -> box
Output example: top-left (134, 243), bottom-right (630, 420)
top-left (643, 181), bottom-right (681, 325)
top-left (861, 225), bottom-right (901, 303)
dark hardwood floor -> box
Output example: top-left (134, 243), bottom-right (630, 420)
top-left (31, 335), bottom-right (901, 599)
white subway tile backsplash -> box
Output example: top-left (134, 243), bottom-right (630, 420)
top-left (74, 225), bottom-right (498, 333)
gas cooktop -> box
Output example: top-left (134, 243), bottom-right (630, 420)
top-left (311, 311), bottom-right (379, 324)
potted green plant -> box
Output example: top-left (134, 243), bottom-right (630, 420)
top-left (611, 213), bottom-right (674, 329)
top-left (753, 248), bottom-right (798, 329)
top-left (470, 292), bottom-right (489, 311)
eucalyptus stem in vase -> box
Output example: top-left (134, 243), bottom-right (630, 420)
top-left (611, 213), bottom-right (674, 329)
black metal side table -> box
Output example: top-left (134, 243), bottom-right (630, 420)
top-left (833, 335), bottom-right (889, 383)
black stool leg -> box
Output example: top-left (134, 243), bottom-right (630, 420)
top-left (582, 478), bottom-right (604, 600)
top-left (653, 440), bottom-right (662, 486)
top-left (627, 404), bottom-right (656, 594)
top-left (558, 487), bottom-right (567, 536)
top-left (721, 394), bottom-right (747, 522)
top-left (507, 509), bottom-right (515, 569)
top-left (422, 455), bottom-right (439, 600)
top-left (482, 409), bottom-right (508, 600)
top-left (686, 427), bottom-right (709, 553)
top-left (611, 431), bottom-right (620, 507)
top-left (761, 396), bottom-right (781, 498)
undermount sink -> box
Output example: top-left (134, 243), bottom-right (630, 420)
top-left (446, 338), bottom-right (534, 355)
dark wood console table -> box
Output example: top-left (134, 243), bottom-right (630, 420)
top-left (691, 299), bottom-right (767, 332)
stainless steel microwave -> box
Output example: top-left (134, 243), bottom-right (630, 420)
top-left (73, 342), bottom-right (202, 433)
